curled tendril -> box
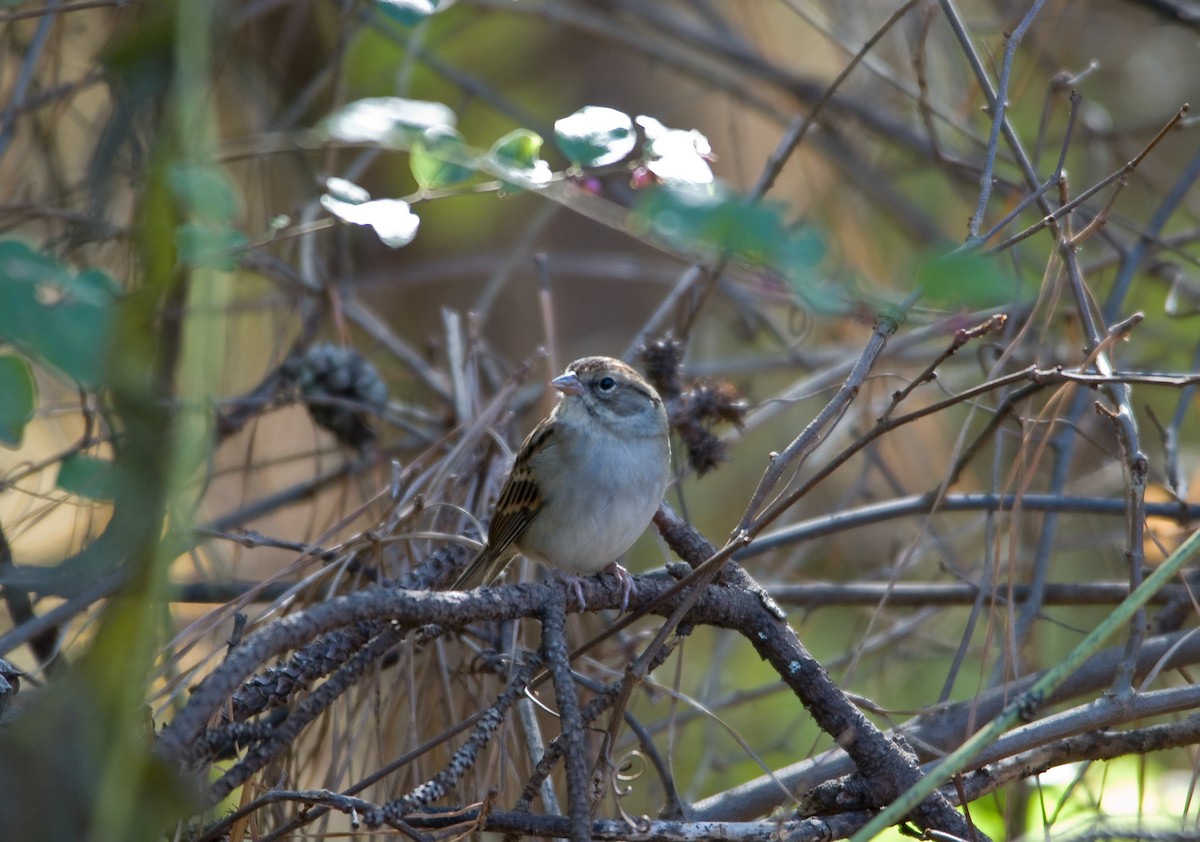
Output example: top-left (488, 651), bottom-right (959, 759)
top-left (608, 751), bottom-right (652, 832)
top-left (615, 750), bottom-right (646, 788)
top-left (522, 685), bottom-right (556, 717)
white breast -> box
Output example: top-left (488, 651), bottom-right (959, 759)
top-left (516, 422), bottom-right (670, 574)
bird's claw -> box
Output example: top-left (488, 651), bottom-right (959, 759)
top-left (551, 569), bottom-right (588, 610)
top-left (553, 563), bottom-right (636, 612)
top-left (603, 561), bottom-right (636, 612)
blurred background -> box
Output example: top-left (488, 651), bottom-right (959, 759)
top-left (3, 1), bottom-right (1200, 839)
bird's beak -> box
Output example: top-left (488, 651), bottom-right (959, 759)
top-left (550, 370), bottom-right (584, 396)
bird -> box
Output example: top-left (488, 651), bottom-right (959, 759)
top-left (451, 356), bottom-right (672, 610)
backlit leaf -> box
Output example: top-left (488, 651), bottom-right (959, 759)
top-left (321, 193), bottom-right (420, 248)
top-left (636, 115), bottom-right (714, 186)
top-left (554, 106), bottom-right (636, 168)
top-left (376, 0), bottom-right (442, 26)
top-left (411, 126), bottom-right (475, 189)
top-left (320, 97), bottom-right (456, 148)
top-left (487, 129), bottom-right (552, 187)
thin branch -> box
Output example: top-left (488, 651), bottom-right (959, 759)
top-left (964, 0), bottom-right (1050, 239)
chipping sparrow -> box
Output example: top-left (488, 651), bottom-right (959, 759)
top-left (452, 356), bottom-right (672, 610)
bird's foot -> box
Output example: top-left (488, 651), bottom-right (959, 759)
top-left (552, 563), bottom-right (636, 612)
top-left (551, 568), bottom-right (589, 610)
top-left (603, 561), bottom-right (636, 612)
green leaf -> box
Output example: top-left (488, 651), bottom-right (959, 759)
top-left (490, 128), bottom-right (542, 168)
top-left (56, 453), bottom-right (118, 501)
top-left (168, 162), bottom-right (240, 222)
top-left (0, 354), bottom-right (36, 447)
top-left (320, 97), bottom-right (456, 148)
top-left (75, 267), bottom-right (123, 300)
top-left (487, 129), bottom-right (552, 188)
top-left (174, 223), bottom-right (249, 270)
top-left (376, 0), bottom-right (441, 26)
top-left (0, 240), bottom-right (116, 387)
top-left (0, 238), bottom-right (70, 286)
top-left (554, 106), bottom-right (636, 168)
top-left (917, 248), bottom-right (1023, 309)
top-left (411, 126), bottom-right (475, 189)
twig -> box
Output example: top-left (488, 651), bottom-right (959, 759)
top-left (748, 0), bottom-right (924, 201)
top-left (987, 104), bottom-right (1190, 253)
top-left (654, 507), bottom-right (983, 841)
top-left (0, 0), bottom-right (61, 160)
top-left (851, 523), bottom-right (1200, 839)
top-left (768, 581), bottom-right (1185, 608)
top-left (690, 627), bottom-right (1200, 822)
top-left (740, 491), bottom-right (1200, 559)
top-left (540, 594), bottom-right (590, 842)
top-left (738, 305), bottom-right (906, 534)
top-left (937, 0), bottom-right (1048, 226)
top-left (880, 313), bottom-right (1008, 420)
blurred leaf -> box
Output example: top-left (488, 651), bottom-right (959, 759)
top-left (776, 226), bottom-right (827, 272)
top-left (320, 186), bottom-right (421, 248)
top-left (0, 355), bottom-right (36, 447)
top-left (174, 223), bottom-right (248, 271)
top-left (75, 267), bottom-right (124, 300)
top-left (637, 185), bottom-right (836, 309)
top-left (56, 453), bottom-right (118, 501)
top-left (0, 674), bottom-right (195, 842)
top-left (489, 128), bottom-right (543, 168)
top-left (917, 248), bottom-right (1022, 309)
top-left (411, 125), bottom-right (475, 189)
top-left (554, 106), bottom-right (636, 168)
top-left (637, 184), bottom-right (789, 259)
top-left (636, 115), bottom-right (714, 186)
top-left (646, 152), bottom-right (713, 186)
top-left (0, 240), bottom-right (116, 387)
top-left (487, 128), bottom-right (552, 187)
top-left (324, 176), bottom-right (372, 204)
top-left (376, 0), bottom-right (443, 26)
top-left (320, 97), bottom-right (456, 148)
top-left (0, 239), bottom-right (68, 288)
top-left (167, 162), bottom-right (240, 222)
top-left (775, 228), bottom-right (841, 312)
top-left (789, 274), bottom-right (858, 316)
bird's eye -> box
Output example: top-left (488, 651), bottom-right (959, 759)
top-left (598, 376), bottom-right (616, 392)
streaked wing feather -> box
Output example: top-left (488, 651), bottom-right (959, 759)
top-left (449, 548), bottom-right (491, 591)
top-left (487, 475), bottom-right (539, 556)
top-left (451, 419), bottom-right (551, 589)
top-left (486, 420), bottom-right (551, 556)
